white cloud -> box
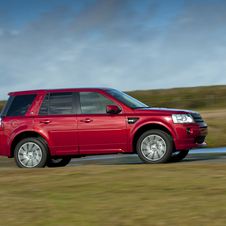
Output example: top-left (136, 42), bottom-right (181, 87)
top-left (0, 0), bottom-right (226, 100)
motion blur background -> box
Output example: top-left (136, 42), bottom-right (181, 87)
top-left (1, 2), bottom-right (226, 225)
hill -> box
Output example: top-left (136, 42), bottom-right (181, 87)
top-left (1, 85), bottom-right (226, 113)
top-left (125, 85), bottom-right (226, 110)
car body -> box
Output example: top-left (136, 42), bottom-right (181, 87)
top-left (0, 88), bottom-right (208, 168)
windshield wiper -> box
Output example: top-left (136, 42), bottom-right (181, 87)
top-left (132, 106), bottom-right (150, 109)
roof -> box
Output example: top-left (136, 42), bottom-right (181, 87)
top-left (8, 87), bottom-right (114, 96)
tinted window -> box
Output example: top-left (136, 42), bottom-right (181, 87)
top-left (79, 92), bottom-right (116, 114)
top-left (39, 92), bottom-right (73, 115)
top-left (6, 94), bottom-right (37, 116)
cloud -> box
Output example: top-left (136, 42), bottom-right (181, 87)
top-left (0, 0), bottom-right (226, 100)
top-left (71, 0), bottom-right (122, 31)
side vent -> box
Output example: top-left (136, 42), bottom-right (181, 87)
top-left (127, 117), bottom-right (139, 124)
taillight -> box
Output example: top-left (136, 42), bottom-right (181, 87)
top-left (0, 117), bottom-right (4, 130)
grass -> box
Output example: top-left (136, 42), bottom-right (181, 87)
top-left (1, 86), bottom-right (226, 226)
top-left (1, 164), bottom-right (226, 225)
top-left (0, 100), bottom-right (6, 112)
top-left (198, 109), bottom-right (226, 148)
top-left (125, 85), bottom-right (226, 110)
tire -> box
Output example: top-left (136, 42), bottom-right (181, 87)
top-left (14, 138), bottom-right (49, 168)
top-left (136, 130), bottom-right (173, 164)
top-left (47, 157), bottom-right (71, 167)
top-left (170, 150), bottom-right (189, 162)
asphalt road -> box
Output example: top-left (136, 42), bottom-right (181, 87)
top-left (1, 147), bottom-right (226, 169)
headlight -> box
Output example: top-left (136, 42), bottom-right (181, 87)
top-left (172, 114), bottom-right (194, 124)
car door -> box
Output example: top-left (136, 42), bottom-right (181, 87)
top-left (33, 92), bottom-right (79, 155)
top-left (77, 91), bottom-right (127, 154)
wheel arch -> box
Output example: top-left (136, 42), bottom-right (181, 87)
top-left (10, 131), bottom-right (49, 157)
top-left (132, 123), bottom-right (175, 153)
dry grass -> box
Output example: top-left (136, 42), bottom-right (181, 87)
top-left (126, 85), bottom-right (226, 110)
top-left (199, 109), bottom-right (226, 148)
top-left (0, 100), bottom-right (6, 113)
top-left (1, 86), bottom-right (226, 225)
top-left (1, 164), bottom-right (226, 225)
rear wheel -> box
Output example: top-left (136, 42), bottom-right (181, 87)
top-left (170, 150), bottom-right (189, 162)
top-left (14, 138), bottom-right (49, 168)
top-left (136, 130), bottom-right (173, 164)
top-left (47, 157), bottom-right (71, 167)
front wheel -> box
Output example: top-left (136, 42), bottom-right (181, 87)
top-left (14, 138), bottom-right (49, 168)
top-left (47, 157), bottom-right (71, 167)
top-left (170, 150), bottom-right (189, 162)
top-left (136, 130), bottom-right (173, 164)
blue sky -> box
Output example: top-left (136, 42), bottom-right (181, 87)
top-left (0, 0), bottom-right (226, 100)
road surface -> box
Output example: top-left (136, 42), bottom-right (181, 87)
top-left (1, 147), bottom-right (226, 169)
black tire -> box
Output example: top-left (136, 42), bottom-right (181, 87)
top-left (170, 150), bottom-right (189, 162)
top-left (14, 138), bottom-right (49, 168)
top-left (136, 129), bottom-right (173, 164)
top-left (47, 157), bottom-right (71, 167)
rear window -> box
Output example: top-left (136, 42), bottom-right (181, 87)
top-left (6, 94), bottom-right (37, 116)
top-left (39, 92), bottom-right (73, 115)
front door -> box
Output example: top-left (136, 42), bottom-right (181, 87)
top-left (77, 91), bottom-right (127, 154)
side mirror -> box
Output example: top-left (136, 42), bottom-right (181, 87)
top-left (106, 105), bottom-right (121, 114)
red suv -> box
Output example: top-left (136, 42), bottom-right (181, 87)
top-left (0, 88), bottom-right (208, 168)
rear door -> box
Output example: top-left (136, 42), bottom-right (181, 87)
top-left (33, 92), bottom-right (79, 155)
top-left (77, 91), bottom-right (127, 154)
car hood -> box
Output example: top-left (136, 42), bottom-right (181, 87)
top-left (132, 107), bottom-right (197, 115)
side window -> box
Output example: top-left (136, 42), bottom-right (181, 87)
top-left (6, 94), bottom-right (37, 116)
top-left (79, 92), bottom-right (117, 114)
top-left (39, 92), bottom-right (73, 115)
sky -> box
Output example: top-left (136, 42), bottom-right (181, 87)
top-left (0, 0), bottom-right (226, 100)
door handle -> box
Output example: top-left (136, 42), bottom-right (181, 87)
top-left (40, 120), bottom-right (52, 124)
top-left (80, 118), bottom-right (93, 123)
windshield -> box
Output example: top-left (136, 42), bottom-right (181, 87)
top-left (106, 90), bottom-right (148, 109)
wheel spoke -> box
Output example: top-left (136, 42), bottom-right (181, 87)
top-left (18, 142), bottom-right (42, 168)
top-left (141, 135), bottom-right (166, 161)
top-left (25, 159), bottom-right (30, 166)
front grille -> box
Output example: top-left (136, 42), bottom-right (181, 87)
top-left (190, 113), bottom-right (204, 123)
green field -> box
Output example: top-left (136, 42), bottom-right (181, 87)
top-left (0, 100), bottom-right (6, 112)
top-left (1, 164), bottom-right (226, 226)
top-left (125, 85), bottom-right (226, 110)
top-left (1, 86), bottom-right (226, 226)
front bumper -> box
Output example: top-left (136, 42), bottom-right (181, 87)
top-left (174, 123), bottom-right (208, 150)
